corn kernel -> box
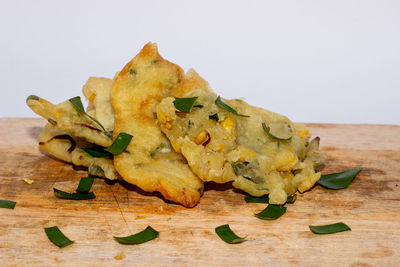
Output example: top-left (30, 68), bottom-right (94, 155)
top-left (195, 130), bottom-right (210, 145)
top-left (220, 118), bottom-right (235, 133)
top-left (165, 122), bottom-right (172, 130)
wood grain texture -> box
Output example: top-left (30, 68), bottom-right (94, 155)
top-left (1, 118), bottom-right (399, 267)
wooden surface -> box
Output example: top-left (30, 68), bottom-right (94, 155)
top-left (1, 118), bottom-right (400, 267)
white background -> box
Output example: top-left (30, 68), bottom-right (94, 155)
top-left (1, 0), bottom-right (399, 124)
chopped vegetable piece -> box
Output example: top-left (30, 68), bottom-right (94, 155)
top-left (244, 195), bottom-right (269, 203)
top-left (317, 168), bottom-right (361, 189)
top-left (173, 97), bottom-right (198, 113)
top-left (255, 204), bottom-right (286, 220)
top-left (0, 200), bottom-right (16, 209)
top-left (262, 122), bottom-right (293, 141)
top-left (27, 95), bottom-right (39, 101)
top-left (309, 222), bottom-right (351, 234)
top-left (69, 96), bottom-right (112, 137)
top-left (81, 147), bottom-right (112, 158)
top-left (215, 96), bottom-right (249, 117)
top-left (23, 178), bottom-right (34, 184)
top-left (105, 132), bottom-right (133, 155)
top-left (53, 188), bottom-right (95, 200)
top-left (215, 224), bottom-right (246, 244)
top-left (209, 113), bottom-right (219, 121)
top-left (286, 194), bottom-right (297, 204)
top-left (114, 226), bottom-right (159, 245)
top-left (47, 118), bottom-right (57, 126)
top-left (44, 226), bottom-right (74, 248)
top-left (76, 177), bottom-right (94, 193)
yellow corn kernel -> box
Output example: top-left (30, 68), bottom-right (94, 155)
top-left (275, 146), bottom-right (298, 171)
top-left (220, 118), bottom-right (235, 133)
top-left (298, 129), bottom-right (309, 138)
top-left (217, 143), bottom-right (224, 152)
top-left (54, 108), bottom-right (62, 118)
top-left (165, 122), bottom-right (172, 130)
top-left (195, 130), bottom-right (210, 145)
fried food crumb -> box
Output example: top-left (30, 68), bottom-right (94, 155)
top-left (23, 178), bottom-right (34, 184)
top-left (114, 252), bottom-right (125, 260)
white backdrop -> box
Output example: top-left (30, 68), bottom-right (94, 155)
top-left (1, 0), bottom-right (399, 124)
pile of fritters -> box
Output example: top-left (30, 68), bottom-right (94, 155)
top-left (27, 42), bottom-right (325, 207)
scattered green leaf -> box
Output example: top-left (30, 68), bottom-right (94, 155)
top-left (44, 226), bottom-right (74, 248)
top-left (69, 96), bottom-right (111, 137)
top-left (317, 168), bottom-right (361, 189)
top-left (309, 222), bottom-right (351, 234)
top-left (53, 188), bottom-right (95, 200)
top-left (114, 226), bottom-right (159, 245)
top-left (215, 96), bottom-right (249, 117)
top-left (286, 194), bottom-right (297, 204)
top-left (173, 97), bottom-right (198, 113)
top-left (244, 195), bottom-right (269, 203)
top-left (105, 132), bottom-right (133, 155)
top-left (81, 147), bottom-right (112, 158)
top-left (255, 204), bottom-right (286, 220)
top-left (76, 177), bottom-right (94, 193)
top-left (215, 224), bottom-right (246, 244)
top-left (0, 200), bottom-right (16, 209)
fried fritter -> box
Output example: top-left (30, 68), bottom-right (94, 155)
top-left (110, 42), bottom-right (203, 207)
top-left (157, 89), bottom-right (325, 204)
top-left (38, 123), bottom-right (118, 180)
top-left (27, 94), bottom-right (112, 147)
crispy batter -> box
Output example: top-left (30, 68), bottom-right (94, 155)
top-left (82, 77), bottom-right (114, 132)
top-left (38, 123), bottom-right (118, 180)
top-left (110, 42), bottom-right (203, 207)
top-left (27, 95), bottom-right (112, 147)
top-left (157, 89), bottom-right (325, 204)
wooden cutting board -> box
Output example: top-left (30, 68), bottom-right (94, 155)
top-left (1, 118), bottom-right (399, 266)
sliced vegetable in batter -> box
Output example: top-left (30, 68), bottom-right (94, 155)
top-left (262, 122), bottom-right (293, 141)
top-left (69, 96), bottom-right (112, 137)
top-left (114, 226), bottom-right (159, 245)
top-left (215, 224), bottom-right (246, 244)
top-left (173, 97), bottom-right (198, 113)
top-left (255, 204), bottom-right (287, 220)
top-left (317, 168), bottom-right (361, 189)
top-left (215, 96), bottom-right (249, 117)
top-left (309, 222), bottom-right (351, 234)
top-left (53, 188), bottom-right (95, 200)
top-left (44, 226), bottom-right (74, 248)
top-left (0, 200), bottom-right (16, 209)
top-left (76, 177), bottom-right (94, 193)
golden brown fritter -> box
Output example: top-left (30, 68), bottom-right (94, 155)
top-left (110, 42), bottom-right (203, 207)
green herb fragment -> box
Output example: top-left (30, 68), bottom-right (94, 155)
top-left (47, 118), bottom-right (57, 126)
top-left (44, 226), bottom-right (74, 248)
top-left (286, 194), bottom-right (297, 204)
top-left (26, 95), bottom-right (39, 101)
top-left (317, 168), bottom-right (361, 189)
top-left (81, 147), bottom-right (112, 158)
top-left (215, 224), bottom-right (246, 244)
top-left (255, 204), bottom-right (286, 220)
top-left (53, 188), bottom-right (95, 200)
top-left (215, 96), bottom-right (249, 117)
top-left (173, 97), bottom-right (198, 113)
top-left (76, 177), bottom-right (94, 193)
top-left (209, 113), bottom-right (219, 121)
top-left (105, 132), bottom-right (133, 155)
top-left (262, 122), bottom-right (293, 141)
top-left (69, 96), bottom-right (111, 137)
top-left (309, 222), bottom-right (351, 234)
top-left (244, 195), bottom-right (269, 203)
top-left (114, 226), bottom-right (159, 245)
top-left (0, 200), bottom-right (16, 209)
